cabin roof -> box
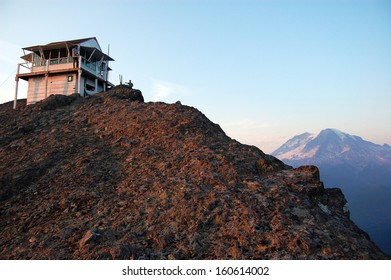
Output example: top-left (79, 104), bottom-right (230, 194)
top-left (22, 37), bottom-right (114, 61)
top-left (23, 37), bottom-right (97, 51)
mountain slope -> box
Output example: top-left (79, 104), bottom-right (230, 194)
top-left (272, 128), bottom-right (391, 255)
top-left (0, 94), bottom-right (387, 259)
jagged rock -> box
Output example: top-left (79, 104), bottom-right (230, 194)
top-left (109, 244), bottom-right (135, 259)
top-left (0, 93), bottom-right (388, 259)
top-left (102, 85), bottom-right (144, 102)
top-left (78, 229), bottom-right (102, 248)
top-left (33, 93), bottom-right (81, 111)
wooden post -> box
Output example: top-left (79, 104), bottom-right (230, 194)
top-left (43, 59), bottom-right (49, 99)
top-left (44, 73), bottom-right (49, 99)
top-left (78, 69), bottom-right (82, 96)
top-left (13, 64), bottom-right (20, 109)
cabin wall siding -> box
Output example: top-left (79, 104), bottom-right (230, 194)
top-left (48, 74), bottom-right (76, 96)
top-left (27, 76), bottom-right (46, 104)
top-left (80, 76), bottom-right (85, 96)
top-left (27, 74), bottom-right (77, 105)
top-left (80, 39), bottom-right (101, 50)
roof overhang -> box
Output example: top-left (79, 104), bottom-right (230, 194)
top-left (81, 46), bottom-right (114, 61)
top-left (22, 37), bottom-right (97, 52)
top-left (20, 53), bottom-right (33, 62)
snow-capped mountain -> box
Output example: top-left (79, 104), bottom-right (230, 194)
top-left (273, 128), bottom-right (391, 168)
top-left (272, 128), bottom-right (391, 255)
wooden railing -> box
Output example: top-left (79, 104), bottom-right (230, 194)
top-left (81, 57), bottom-right (105, 79)
top-left (33, 57), bottom-right (73, 67)
top-left (30, 57), bottom-right (106, 79)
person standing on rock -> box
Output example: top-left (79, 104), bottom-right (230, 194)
top-left (127, 80), bottom-right (133, 89)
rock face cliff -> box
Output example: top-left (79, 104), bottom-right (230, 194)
top-left (0, 89), bottom-right (387, 259)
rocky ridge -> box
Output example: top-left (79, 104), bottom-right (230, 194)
top-left (0, 88), bottom-right (387, 259)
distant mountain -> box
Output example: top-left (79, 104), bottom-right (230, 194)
top-left (272, 128), bottom-right (391, 255)
top-left (273, 128), bottom-right (391, 168)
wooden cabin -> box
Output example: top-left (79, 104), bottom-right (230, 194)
top-left (14, 37), bottom-right (114, 107)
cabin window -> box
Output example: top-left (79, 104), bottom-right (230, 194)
top-left (80, 48), bottom-right (86, 58)
top-left (33, 53), bottom-right (45, 66)
top-left (68, 75), bottom-right (73, 82)
top-left (85, 83), bottom-right (95, 91)
top-left (43, 50), bottom-right (50, 59)
top-left (59, 48), bottom-right (68, 58)
top-left (50, 49), bottom-right (59, 59)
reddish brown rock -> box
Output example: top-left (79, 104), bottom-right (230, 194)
top-left (0, 91), bottom-right (388, 259)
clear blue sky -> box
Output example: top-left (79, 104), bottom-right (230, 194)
top-left (1, 0), bottom-right (390, 152)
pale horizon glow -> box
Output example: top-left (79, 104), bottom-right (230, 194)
top-left (1, 0), bottom-right (390, 153)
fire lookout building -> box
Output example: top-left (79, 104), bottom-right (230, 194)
top-left (14, 37), bottom-right (114, 107)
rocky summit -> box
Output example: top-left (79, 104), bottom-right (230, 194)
top-left (0, 88), bottom-right (387, 259)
